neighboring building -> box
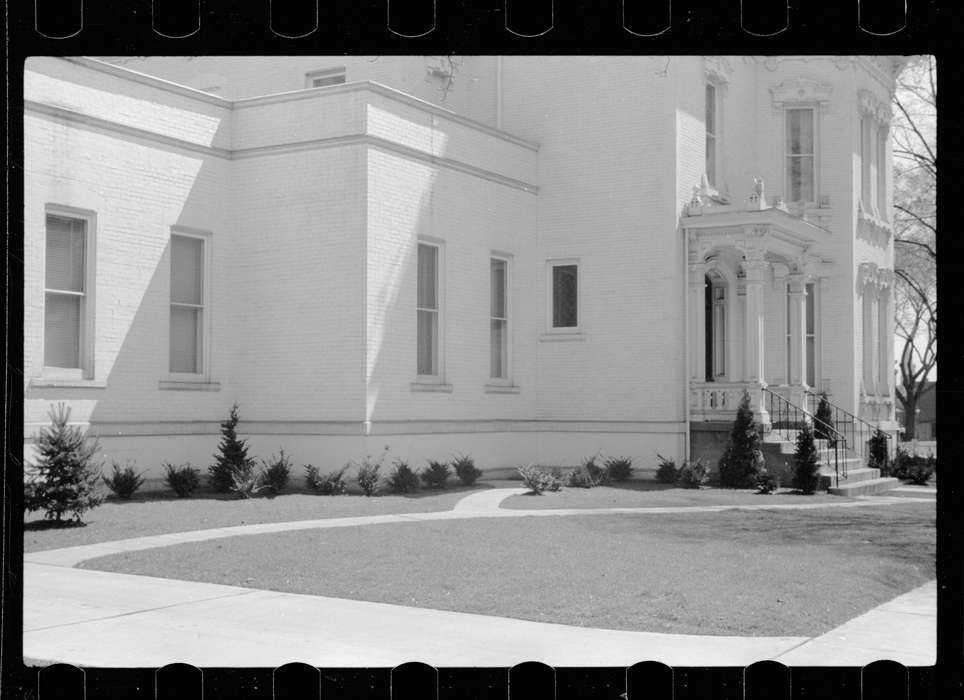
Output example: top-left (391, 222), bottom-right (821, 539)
top-left (23, 56), bottom-right (902, 478)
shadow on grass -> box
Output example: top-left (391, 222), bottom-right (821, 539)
top-left (24, 519), bottom-right (88, 531)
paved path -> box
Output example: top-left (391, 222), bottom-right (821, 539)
top-left (24, 488), bottom-right (935, 667)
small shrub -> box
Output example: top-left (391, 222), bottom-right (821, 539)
top-left (718, 391), bottom-right (763, 488)
top-left (452, 454), bottom-right (483, 486)
top-left (566, 455), bottom-right (608, 489)
top-left (793, 422), bottom-right (821, 494)
top-left (655, 454), bottom-right (678, 484)
top-left (518, 465), bottom-right (562, 494)
top-left (209, 403), bottom-right (254, 493)
top-left (165, 463), bottom-right (200, 498)
top-left (420, 460), bottom-right (451, 489)
top-left (583, 455), bottom-right (609, 485)
top-left (906, 456), bottom-right (935, 485)
top-left (676, 459), bottom-right (709, 489)
top-left (889, 446), bottom-right (912, 479)
top-left (387, 460), bottom-right (419, 493)
top-left (260, 450), bottom-right (292, 495)
top-left (356, 461), bottom-right (382, 497)
top-left (604, 456), bottom-right (634, 482)
top-left (230, 465), bottom-right (265, 499)
top-left (755, 469), bottom-right (779, 495)
top-left (305, 464), bottom-right (348, 495)
top-left (867, 429), bottom-right (890, 472)
top-left (25, 403), bottom-right (104, 522)
top-left (813, 395), bottom-right (835, 444)
top-left (102, 460), bottom-right (145, 500)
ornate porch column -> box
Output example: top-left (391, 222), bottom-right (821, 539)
top-left (688, 261), bottom-right (707, 382)
top-left (742, 253), bottom-right (770, 427)
top-left (787, 272), bottom-right (809, 410)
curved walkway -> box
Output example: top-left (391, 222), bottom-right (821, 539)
top-left (24, 488), bottom-right (935, 667)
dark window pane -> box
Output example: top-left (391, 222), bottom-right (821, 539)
top-left (552, 265), bottom-right (578, 328)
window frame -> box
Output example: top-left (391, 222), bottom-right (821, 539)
top-left (546, 258), bottom-right (581, 334)
top-left (489, 254), bottom-right (512, 385)
top-left (860, 114), bottom-right (872, 210)
top-left (305, 67), bottom-right (347, 88)
top-left (705, 82), bottom-right (719, 189)
top-left (42, 205), bottom-right (96, 380)
top-left (415, 239), bottom-right (445, 383)
top-left (167, 226), bottom-right (213, 382)
top-left (876, 125), bottom-right (888, 220)
top-left (784, 106), bottom-right (819, 205)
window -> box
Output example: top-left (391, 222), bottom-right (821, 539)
top-left (169, 234), bottom-right (205, 374)
top-left (805, 282), bottom-right (816, 387)
top-left (306, 68), bottom-right (346, 88)
top-left (705, 277), bottom-right (725, 381)
top-left (490, 258), bottom-right (508, 379)
top-left (417, 243), bottom-right (440, 376)
top-left (877, 287), bottom-right (889, 392)
top-left (876, 127), bottom-right (888, 218)
top-left (786, 108), bottom-right (815, 203)
top-left (705, 84), bottom-right (718, 187)
top-left (860, 115), bottom-right (872, 208)
top-left (45, 213), bottom-right (90, 374)
top-left (551, 263), bottom-right (578, 329)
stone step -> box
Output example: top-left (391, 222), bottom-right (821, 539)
top-left (828, 477), bottom-right (900, 497)
top-left (818, 465), bottom-right (876, 491)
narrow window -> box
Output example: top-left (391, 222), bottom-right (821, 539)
top-left (805, 282), bottom-right (816, 387)
top-left (169, 234), bottom-right (205, 374)
top-left (551, 264), bottom-right (578, 328)
top-left (876, 127), bottom-right (888, 218)
top-left (712, 284), bottom-right (725, 378)
top-left (490, 258), bottom-right (508, 379)
top-left (306, 68), bottom-right (346, 88)
top-left (877, 287), bottom-right (889, 391)
top-left (862, 289), bottom-right (874, 393)
top-left (45, 214), bottom-right (87, 370)
top-left (860, 115), bottom-right (872, 208)
top-left (417, 243), bottom-right (440, 376)
top-left (786, 108), bottom-right (815, 203)
top-left (786, 284), bottom-right (791, 383)
top-left (705, 84), bottom-right (717, 187)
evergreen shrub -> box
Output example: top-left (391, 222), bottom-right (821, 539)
top-left (793, 422), bottom-right (821, 494)
top-left (420, 460), bottom-right (451, 489)
top-left (655, 454), bottom-right (678, 484)
top-left (387, 460), bottom-right (419, 493)
top-left (452, 454), bottom-right (483, 486)
top-left (755, 469), bottom-right (779, 494)
top-left (867, 430), bottom-right (890, 472)
top-left (25, 403), bottom-right (104, 522)
top-left (813, 395), bottom-right (835, 444)
top-left (604, 456), bottom-right (634, 482)
top-left (165, 463), bottom-right (200, 497)
top-left (102, 460), bottom-right (145, 500)
top-left (209, 403), bottom-right (255, 493)
top-left (718, 391), bottom-right (763, 488)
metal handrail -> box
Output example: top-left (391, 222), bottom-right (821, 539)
top-left (804, 389), bottom-right (892, 465)
top-left (763, 387), bottom-right (846, 486)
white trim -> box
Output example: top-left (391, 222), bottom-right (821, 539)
top-left (489, 254), bottom-right (512, 384)
top-left (42, 205), bottom-right (96, 381)
top-left (166, 227), bottom-right (214, 382)
top-left (546, 258), bottom-right (581, 334)
top-left (415, 239), bottom-right (445, 384)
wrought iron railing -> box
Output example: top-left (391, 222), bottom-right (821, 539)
top-left (763, 386), bottom-right (847, 486)
top-left (804, 390), bottom-right (892, 465)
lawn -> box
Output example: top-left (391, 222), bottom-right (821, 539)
top-left (78, 501), bottom-right (934, 637)
top-left (502, 483), bottom-right (857, 510)
top-left (24, 483), bottom-right (492, 552)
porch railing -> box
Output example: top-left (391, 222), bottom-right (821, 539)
top-left (804, 390), bottom-right (892, 464)
top-left (689, 382), bottom-right (749, 422)
top-left (763, 386), bottom-right (847, 486)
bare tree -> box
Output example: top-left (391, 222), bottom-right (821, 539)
top-left (892, 56), bottom-right (936, 438)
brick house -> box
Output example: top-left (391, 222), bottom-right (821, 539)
top-left (23, 56), bottom-right (901, 479)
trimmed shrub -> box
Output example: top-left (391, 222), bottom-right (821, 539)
top-left (305, 465), bottom-right (348, 495)
top-left (655, 454), bottom-right (678, 484)
top-left (676, 459), bottom-right (709, 489)
top-left (755, 469), bottom-right (779, 495)
top-left (420, 460), bottom-right (451, 489)
top-left (867, 429), bottom-right (890, 472)
top-left (906, 456), bottom-right (936, 485)
top-left (209, 403), bottom-right (255, 493)
top-left (604, 456), bottom-right (634, 482)
top-left (165, 463), bottom-right (200, 498)
top-left (25, 403), bottom-right (104, 522)
top-left (102, 460), bottom-right (145, 500)
top-left (452, 454), bottom-right (483, 486)
top-left (718, 391), bottom-right (763, 488)
top-left (260, 450), bottom-right (292, 495)
top-left (518, 465), bottom-right (562, 494)
top-left (793, 422), bottom-right (821, 494)
top-left (813, 395), bottom-right (835, 444)
top-left (387, 460), bottom-right (419, 493)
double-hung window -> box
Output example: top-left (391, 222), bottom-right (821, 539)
top-left (416, 242), bottom-right (440, 377)
top-left (786, 108), bottom-right (815, 203)
top-left (490, 258), bottom-right (509, 379)
top-left (169, 233), bottom-right (206, 375)
top-left (44, 212), bottom-right (91, 376)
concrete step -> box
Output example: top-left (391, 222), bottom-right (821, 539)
top-left (818, 464), bottom-right (876, 491)
top-left (828, 477), bottom-right (900, 497)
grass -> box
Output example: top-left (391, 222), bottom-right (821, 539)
top-left (24, 483), bottom-right (492, 552)
top-left (502, 482), bottom-right (856, 509)
top-left (78, 501), bottom-right (934, 637)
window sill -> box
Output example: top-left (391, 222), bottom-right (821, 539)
top-left (29, 378), bottom-right (107, 389)
top-left (410, 382), bottom-right (454, 393)
top-left (485, 384), bottom-right (521, 394)
top-left (540, 332), bottom-right (585, 342)
top-left (158, 380), bottom-right (222, 392)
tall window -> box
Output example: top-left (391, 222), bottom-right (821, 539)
top-left (876, 127), bottom-right (888, 218)
top-left (45, 214), bottom-right (88, 371)
top-left (705, 84), bottom-right (718, 187)
top-left (877, 287), bottom-right (889, 392)
top-left (490, 258), bottom-right (508, 379)
top-left (805, 282), bottom-right (816, 387)
top-left (860, 115), bottom-right (872, 208)
top-left (169, 234), bottom-right (205, 374)
top-left (551, 263), bottom-right (578, 329)
top-left (306, 68), bottom-right (346, 88)
top-left (786, 108), bottom-right (815, 203)
top-left (417, 243), bottom-right (440, 376)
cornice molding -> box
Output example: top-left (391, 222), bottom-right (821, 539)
top-left (769, 77), bottom-right (833, 113)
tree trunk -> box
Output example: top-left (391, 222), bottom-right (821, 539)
top-left (902, 395), bottom-right (918, 440)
